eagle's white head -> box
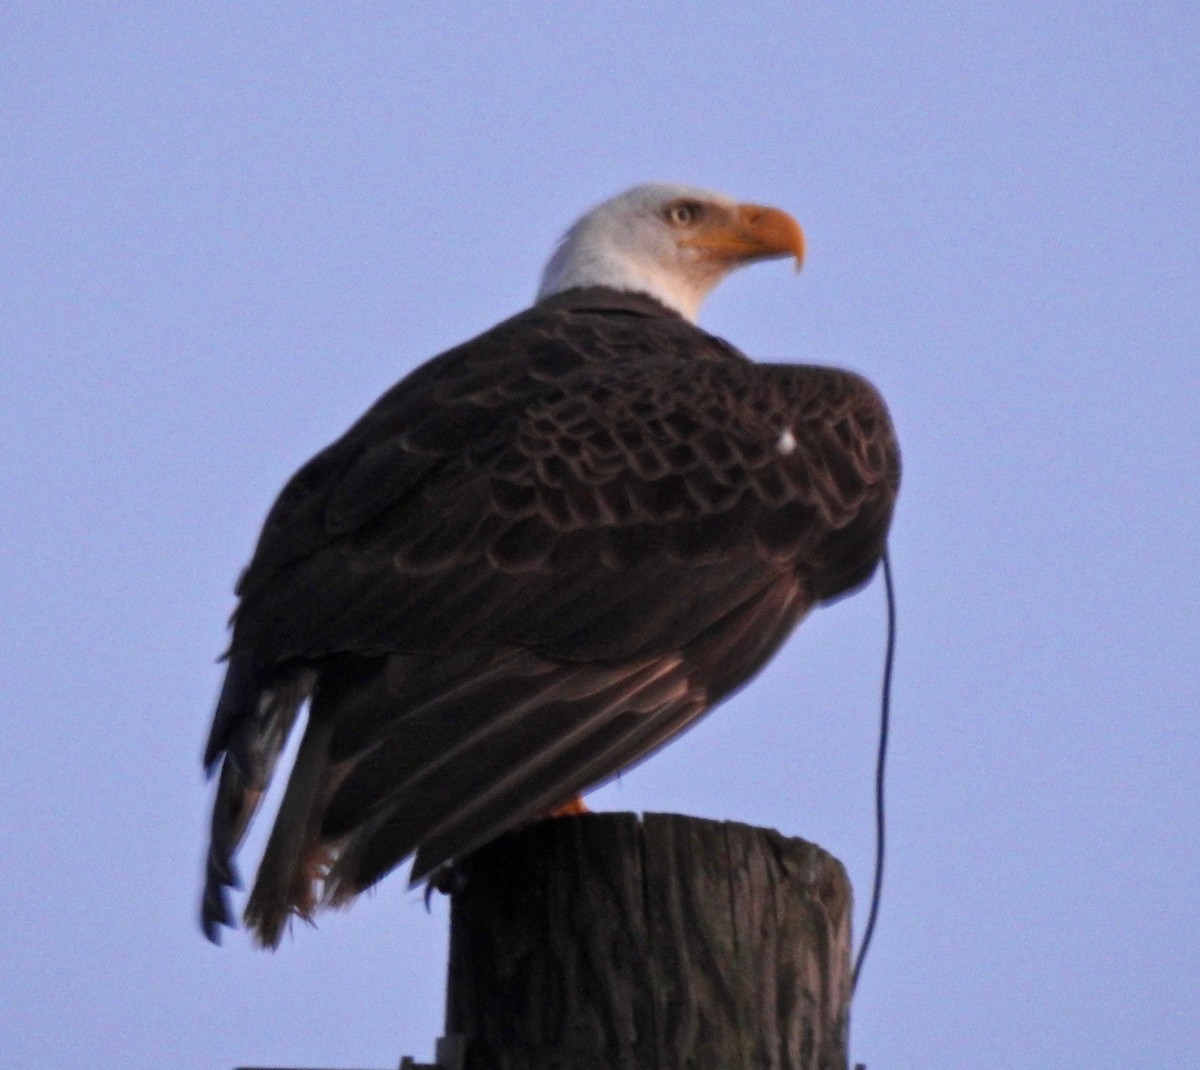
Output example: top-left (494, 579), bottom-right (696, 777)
top-left (537, 183), bottom-right (805, 322)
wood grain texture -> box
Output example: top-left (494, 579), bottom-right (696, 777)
top-left (444, 813), bottom-right (851, 1070)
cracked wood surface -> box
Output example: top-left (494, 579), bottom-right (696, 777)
top-left (445, 812), bottom-right (851, 1070)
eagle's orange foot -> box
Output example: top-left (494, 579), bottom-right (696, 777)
top-left (546, 794), bottom-right (589, 817)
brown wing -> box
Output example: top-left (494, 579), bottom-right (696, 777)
top-left (200, 289), bottom-right (899, 946)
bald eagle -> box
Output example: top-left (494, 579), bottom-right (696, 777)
top-left (202, 184), bottom-right (899, 947)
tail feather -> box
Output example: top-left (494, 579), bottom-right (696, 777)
top-left (243, 717), bottom-right (335, 948)
top-left (200, 663), bottom-right (313, 944)
top-left (204, 647), bottom-right (708, 944)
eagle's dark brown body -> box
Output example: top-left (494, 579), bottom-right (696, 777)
top-left (202, 287), bottom-right (899, 946)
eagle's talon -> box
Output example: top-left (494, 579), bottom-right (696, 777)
top-left (546, 794), bottom-right (589, 818)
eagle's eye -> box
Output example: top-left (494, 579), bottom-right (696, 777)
top-left (665, 201), bottom-right (701, 227)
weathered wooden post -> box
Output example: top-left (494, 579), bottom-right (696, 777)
top-left (443, 812), bottom-right (853, 1070)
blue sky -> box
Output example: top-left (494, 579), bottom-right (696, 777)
top-left (2, 5), bottom-right (1197, 1068)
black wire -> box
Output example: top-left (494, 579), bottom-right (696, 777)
top-left (852, 546), bottom-right (896, 993)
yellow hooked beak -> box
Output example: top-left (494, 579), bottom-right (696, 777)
top-left (682, 203), bottom-right (805, 270)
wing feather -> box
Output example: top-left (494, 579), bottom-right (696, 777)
top-left (201, 289), bottom-right (900, 945)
